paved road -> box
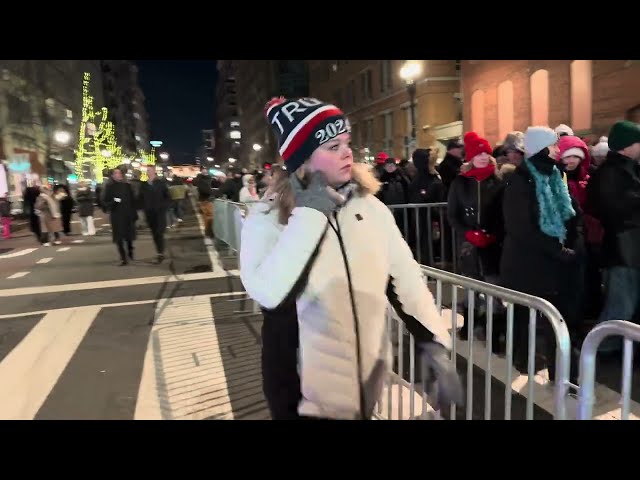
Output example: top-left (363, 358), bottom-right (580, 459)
top-left (0, 197), bottom-right (637, 420)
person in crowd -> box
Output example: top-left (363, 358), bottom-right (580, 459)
top-left (53, 184), bottom-right (74, 236)
top-left (555, 124), bottom-right (574, 137)
top-left (168, 176), bottom-right (187, 227)
top-left (373, 152), bottom-right (389, 179)
top-left (437, 138), bottom-right (465, 194)
top-left (194, 166), bottom-right (214, 238)
top-left (501, 126), bottom-right (582, 383)
top-left (500, 131), bottom-right (526, 178)
top-left (220, 168), bottom-right (243, 202)
top-left (240, 96), bottom-right (462, 420)
top-left (75, 179), bottom-right (96, 236)
top-left (590, 137), bottom-right (609, 173)
top-left (588, 121), bottom-right (640, 350)
top-left (35, 185), bottom-right (64, 246)
top-left (141, 165), bottom-right (171, 264)
top-left (408, 148), bottom-right (446, 264)
top-left (377, 156), bottom-right (410, 236)
top-left (447, 132), bottom-right (505, 350)
top-left (103, 167), bottom-right (137, 265)
top-left (23, 183), bottom-right (42, 243)
top-left (239, 174), bottom-right (260, 203)
top-left (558, 135), bottom-right (591, 209)
top-left (0, 195), bottom-right (11, 240)
top-left (128, 169), bottom-right (146, 229)
top-left (493, 145), bottom-right (507, 169)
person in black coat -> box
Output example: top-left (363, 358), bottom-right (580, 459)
top-left (377, 157), bottom-right (410, 237)
top-left (587, 121), bottom-right (640, 339)
top-left (141, 165), bottom-right (171, 263)
top-left (53, 184), bottom-right (74, 235)
top-left (448, 132), bottom-right (505, 348)
top-left (75, 180), bottom-right (95, 236)
top-left (501, 127), bottom-right (582, 382)
top-left (437, 138), bottom-right (464, 194)
top-left (408, 148), bottom-right (446, 264)
top-left (103, 168), bottom-right (138, 265)
top-left (23, 184), bottom-right (42, 243)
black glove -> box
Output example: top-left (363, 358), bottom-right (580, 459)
top-left (419, 342), bottom-right (464, 410)
top-left (290, 171), bottom-right (341, 217)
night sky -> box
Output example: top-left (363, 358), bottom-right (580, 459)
top-left (135, 61), bottom-right (218, 165)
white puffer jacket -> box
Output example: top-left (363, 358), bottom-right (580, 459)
top-left (240, 189), bottom-right (452, 420)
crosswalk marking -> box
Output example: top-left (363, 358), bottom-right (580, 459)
top-left (72, 240), bottom-right (85, 244)
top-left (57, 247), bottom-right (70, 252)
top-left (36, 258), bottom-right (53, 264)
top-left (0, 248), bottom-right (37, 260)
top-left (7, 272), bottom-right (29, 279)
top-left (0, 306), bottom-right (100, 420)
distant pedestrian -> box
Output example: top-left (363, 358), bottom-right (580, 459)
top-left (103, 168), bottom-right (137, 265)
top-left (75, 180), bottom-right (96, 236)
top-left (141, 165), bottom-right (171, 263)
top-left (0, 195), bottom-right (11, 240)
top-left (35, 185), bottom-right (63, 246)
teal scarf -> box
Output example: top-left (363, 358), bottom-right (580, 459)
top-left (525, 158), bottom-right (575, 242)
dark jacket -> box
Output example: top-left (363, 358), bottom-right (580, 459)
top-left (195, 173), bottom-right (213, 201)
top-left (220, 176), bottom-right (243, 202)
top-left (408, 150), bottom-right (446, 204)
top-left (103, 181), bottom-right (138, 243)
top-left (437, 152), bottom-right (464, 192)
top-left (377, 169), bottom-right (410, 206)
top-left (447, 171), bottom-right (504, 278)
top-left (141, 178), bottom-right (171, 212)
top-left (587, 150), bottom-right (640, 268)
top-left (500, 158), bottom-right (583, 297)
top-left (75, 187), bottom-right (94, 217)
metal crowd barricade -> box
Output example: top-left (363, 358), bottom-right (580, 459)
top-left (212, 198), bottom-right (259, 316)
top-left (386, 203), bottom-right (457, 272)
top-left (375, 265), bottom-right (572, 420)
top-left (577, 320), bottom-right (640, 420)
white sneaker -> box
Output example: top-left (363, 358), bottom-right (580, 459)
top-left (177, 218), bottom-right (183, 223)
top-left (53, 241), bottom-right (62, 245)
top-left (43, 242), bottom-right (51, 247)
top-left (82, 232), bottom-right (89, 236)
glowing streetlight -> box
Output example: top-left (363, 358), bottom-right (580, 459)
top-left (101, 149), bottom-right (112, 157)
top-left (399, 61), bottom-right (422, 84)
top-left (253, 143), bottom-right (262, 151)
top-left (399, 61), bottom-right (422, 154)
top-left (159, 152), bottom-right (169, 160)
top-left (214, 164), bottom-right (220, 168)
top-left (228, 158), bottom-right (237, 164)
top-left (207, 156), bottom-right (214, 162)
top-left (54, 130), bottom-right (71, 145)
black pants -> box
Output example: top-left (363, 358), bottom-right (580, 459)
top-left (145, 210), bottom-right (166, 255)
top-left (62, 210), bottom-right (72, 235)
top-left (41, 231), bottom-right (60, 243)
top-left (29, 214), bottom-right (41, 241)
top-left (116, 239), bottom-right (134, 262)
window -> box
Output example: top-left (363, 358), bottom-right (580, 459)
top-left (135, 135), bottom-right (142, 142)
top-left (570, 60), bottom-right (592, 131)
top-left (360, 70), bottom-right (372, 101)
top-left (230, 121), bottom-right (240, 128)
top-left (471, 90), bottom-right (485, 138)
top-left (498, 81), bottom-right (514, 140)
top-left (364, 119), bottom-right (374, 151)
top-left (383, 112), bottom-right (394, 153)
top-left (230, 130), bottom-right (241, 140)
top-left (530, 69), bottom-right (549, 126)
top-left (66, 109), bottom-right (73, 119)
top-left (380, 60), bottom-right (393, 92)
top-left (133, 112), bottom-right (141, 120)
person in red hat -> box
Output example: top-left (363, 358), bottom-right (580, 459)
top-left (447, 132), bottom-right (505, 349)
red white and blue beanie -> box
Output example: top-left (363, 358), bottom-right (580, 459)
top-left (264, 97), bottom-right (349, 173)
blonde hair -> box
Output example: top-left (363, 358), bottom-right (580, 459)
top-left (267, 162), bottom-right (380, 225)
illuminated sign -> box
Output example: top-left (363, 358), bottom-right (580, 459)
top-left (150, 140), bottom-right (163, 148)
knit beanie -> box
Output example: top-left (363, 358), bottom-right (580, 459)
top-left (264, 97), bottom-right (348, 173)
top-left (608, 121), bottom-right (640, 152)
top-left (502, 131), bottom-right (525, 154)
top-left (525, 126), bottom-right (558, 157)
top-left (561, 147), bottom-right (585, 160)
top-left (463, 132), bottom-right (492, 161)
top-left (555, 124), bottom-right (574, 137)
top-left (592, 136), bottom-right (609, 157)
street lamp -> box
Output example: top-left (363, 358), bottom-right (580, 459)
top-left (207, 156), bottom-right (214, 162)
top-left (228, 158), bottom-right (237, 164)
top-left (253, 143), bottom-right (262, 151)
top-left (159, 152), bottom-right (169, 160)
top-left (400, 61), bottom-right (422, 154)
top-left (54, 130), bottom-right (71, 145)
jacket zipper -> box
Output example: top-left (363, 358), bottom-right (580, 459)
top-left (330, 211), bottom-right (367, 420)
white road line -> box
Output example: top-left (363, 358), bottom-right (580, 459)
top-left (72, 240), bottom-right (84, 244)
top-left (0, 269), bottom-right (240, 298)
top-left (0, 306), bottom-right (100, 420)
top-left (36, 258), bottom-right (53, 264)
top-left (56, 247), bottom-right (70, 252)
top-left (0, 291), bottom-right (246, 320)
top-left (7, 272), bottom-right (29, 279)
top-left (71, 221), bottom-right (81, 224)
top-left (0, 248), bottom-right (37, 260)
top-left (135, 296), bottom-right (236, 420)
top-left (189, 196), bottom-right (225, 273)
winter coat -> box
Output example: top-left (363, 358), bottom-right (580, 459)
top-left (377, 169), bottom-right (409, 205)
top-left (169, 183), bottom-right (187, 201)
top-left (408, 150), bottom-right (446, 205)
top-left (447, 170), bottom-right (504, 279)
top-left (437, 153), bottom-right (464, 192)
top-left (195, 173), bottom-right (213, 201)
top-left (34, 192), bottom-right (63, 233)
top-left (587, 150), bottom-right (640, 268)
top-left (103, 181), bottom-right (138, 243)
top-left (240, 189), bottom-right (452, 420)
top-left (141, 178), bottom-right (171, 212)
top-left (500, 159), bottom-right (583, 297)
top-left (75, 187), bottom-right (94, 217)
top-left (220, 176), bottom-right (243, 203)
top-left (558, 135), bottom-right (591, 210)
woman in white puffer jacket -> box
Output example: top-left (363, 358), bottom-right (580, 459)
top-left (240, 97), bottom-right (462, 420)
top-left (239, 174), bottom-right (260, 203)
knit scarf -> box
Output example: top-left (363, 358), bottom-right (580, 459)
top-left (525, 157), bottom-right (575, 242)
top-left (461, 163), bottom-right (495, 182)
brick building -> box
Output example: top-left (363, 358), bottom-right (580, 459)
top-left (462, 60), bottom-right (640, 147)
top-left (214, 60), bottom-right (240, 171)
top-left (308, 60), bottom-right (462, 161)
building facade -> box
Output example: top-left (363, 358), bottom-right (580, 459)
top-left (462, 60), bottom-right (640, 146)
top-left (101, 60), bottom-right (150, 155)
top-left (0, 60), bottom-right (104, 203)
top-left (214, 60), bottom-right (240, 171)
top-left (308, 60), bottom-right (462, 161)
top-left (219, 60), bottom-right (309, 171)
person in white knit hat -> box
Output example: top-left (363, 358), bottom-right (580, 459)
top-left (501, 125), bottom-right (581, 384)
top-left (555, 124), bottom-right (574, 137)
